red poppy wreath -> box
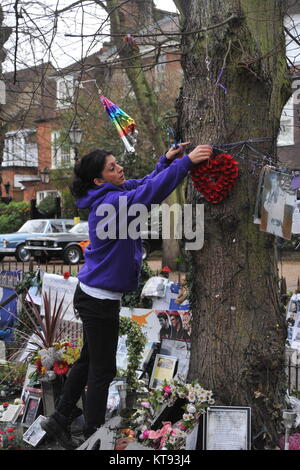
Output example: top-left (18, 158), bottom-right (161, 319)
top-left (190, 153), bottom-right (238, 203)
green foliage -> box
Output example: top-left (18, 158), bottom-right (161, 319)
top-left (0, 423), bottom-right (30, 450)
top-left (119, 317), bottom-right (147, 391)
top-left (0, 362), bottom-right (27, 398)
top-left (37, 194), bottom-right (56, 215)
top-left (122, 261), bottom-right (155, 308)
top-left (0, 202), bottom-right (30, 233)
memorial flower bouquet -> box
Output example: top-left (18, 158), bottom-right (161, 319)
top-left (0, 426), bottom-right (29, 450)
top-left (23, 290), bottom-right (82, 381)
top-left (32, 339), bottom-right (82, 379)
top-left (131, 379), bottom-right (215, 450)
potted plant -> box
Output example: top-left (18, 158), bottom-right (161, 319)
top-left (23, 291), bottom-right (82, 415)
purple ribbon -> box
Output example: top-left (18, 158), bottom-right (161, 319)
top-left (291, 175), bottom-right (300, 190)
top-left (216, 69), bottom-right (228, 94)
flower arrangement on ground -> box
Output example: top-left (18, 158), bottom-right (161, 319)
top-left (30, 339), bottom-right (82, 381)
top-left (130, 379), bottom-right (215, 449)
top-left (22, 290), bottom-right (82, 381)
top-left (0, 425), bottom-right (29, 450)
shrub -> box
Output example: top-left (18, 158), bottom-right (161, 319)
top-left (0, 202), bottom-right (30, 233)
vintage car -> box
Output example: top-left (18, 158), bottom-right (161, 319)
top-left (0, 219), bottom-right (75, 262)
top-left (25, 221), bottom-right (88, 264)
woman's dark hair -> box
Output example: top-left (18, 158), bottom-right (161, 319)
top-left (70, 148), bottom-right (112, 198)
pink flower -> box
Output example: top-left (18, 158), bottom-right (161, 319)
top-left (279, 433), bottom-right (300, 450)
top-left (174, 420), bottom-right (187, 431)
top-left (163, 385), bottom-right (172, 397)
top-left (141, 430), bottom-right (150, 439)
top-left (141, 401), bottom-right (151, 409)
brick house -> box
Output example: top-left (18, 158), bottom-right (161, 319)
top-left (0, 6), bottom-right (182, 207)
top-left (2, 62), bottom-right (57, 203)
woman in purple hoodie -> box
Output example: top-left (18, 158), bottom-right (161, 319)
top-left (41, 143), bottom-right (212, 449)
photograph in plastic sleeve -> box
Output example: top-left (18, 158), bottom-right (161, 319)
top-left (155, 310), bottom-right (191, 342)
top-left (141, 276), bottom-right (169, 298)
top-left (160, 338), bottom-right (191, 382)
top-left (260, 168), bottom-right (296, 239)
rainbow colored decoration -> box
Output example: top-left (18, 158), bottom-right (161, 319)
top-left (99, 95), bottom-right (137, 153)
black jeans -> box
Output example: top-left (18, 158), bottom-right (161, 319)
top-left (56, 284), bottom-right (120, 429)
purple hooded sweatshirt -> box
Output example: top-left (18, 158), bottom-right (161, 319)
top-left (76, 154), bottom-right (194, 293)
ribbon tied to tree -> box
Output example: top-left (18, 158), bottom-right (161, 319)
top-left (99, 94), bottom-right (138, 153)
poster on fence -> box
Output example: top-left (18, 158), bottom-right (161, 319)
top-left (41, 273), bottom-right (79, 322)
top-left (151, 282), bottom-right (190, 311)
top-left (0, 287), bottom-right (18, 343)
top-left (120, 308), bottom-right (160, 343)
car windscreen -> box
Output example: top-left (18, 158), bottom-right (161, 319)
top-left (18, 220), bottom-right (48, 233)
top-left (69, 223), bottom-right (88, 234)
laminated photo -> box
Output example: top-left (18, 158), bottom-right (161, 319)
top-left (260, 168), bottom-right (296, 239)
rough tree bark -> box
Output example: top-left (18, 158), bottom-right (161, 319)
top-left (174, 0), bottom-right (291, 444)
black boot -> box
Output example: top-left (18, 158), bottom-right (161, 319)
top-left (41, 411), bottom-right (78, 450)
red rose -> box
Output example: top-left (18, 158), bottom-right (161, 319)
top-left (63, 272), bottom-right (71, 280)
top-left (6, 428), bottom-right (15, 433)
top-left (7, 435), bottom-right (15, 441)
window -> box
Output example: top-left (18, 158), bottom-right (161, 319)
top-left (3, 130), bottom-right (38, 167)
top-left (285, 14), bottom-right (300, 66)
top-left (154, 54), bottom-right (167, 91)
top-left (277, 94), bottom-right (294, 147)
top-left (50, 221), bottom-right (64, 232)
top-left (56, 75), bottom-right (74, 108)
top-left (51, 131), bottom-right (73, 169)
top-left (18, 220), bottom-right (48, 233)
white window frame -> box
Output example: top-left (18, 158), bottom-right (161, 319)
top-left (51, 131), bottom-right (73, 169)
top-left (285, 13), bottom-right (300, 66)
top-left (56, 75), bottom-right (74, 109)
top-left (277, 94), bottom-right (294, 147)
top-left (3, 129), bottom-right (38, 167)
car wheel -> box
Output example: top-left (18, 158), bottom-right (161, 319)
top-left (15, 244), bottom-right (31, 262)
top-left (142, 241), bottom-right (150, 260)
top-left (63, 245), bottom-right (82, 265)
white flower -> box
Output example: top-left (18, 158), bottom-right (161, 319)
top-left (39, 347), bottom-right (62, 369)
top-left (186, 404), bottom-right (196, 414)
top-left (187, 393), bottom-right (196, 402)
top-left (183, 413), bottom-right (194, 421)
top-left (135, 416), bottom-right (144, 424)
top-left (169, 436), bottom-right (176, 445)
top-left (199, 393), bottom-right (209, 402)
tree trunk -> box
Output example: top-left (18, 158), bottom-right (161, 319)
top-left (175, 0), bottom-right (291, 445)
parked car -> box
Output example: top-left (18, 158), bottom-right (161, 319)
top-left (0, 219), bottom-right (75, 262)
top-left (25, 221), bottom-right (88, 264)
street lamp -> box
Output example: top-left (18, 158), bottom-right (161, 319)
top-left (40, 167), bottom-right (50, 184)
top-left (68, 120), bottom-right (83, 162)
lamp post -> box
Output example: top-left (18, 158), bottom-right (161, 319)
top-left (69, 120), bottom-right (83, 221)
top-left (68, 120), bottom-right (83, 162)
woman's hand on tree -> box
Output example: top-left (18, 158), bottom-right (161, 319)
top-left (188, 145), bottom-right (213, 164)
top-left (165, 141), bottom-right (191, 161)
